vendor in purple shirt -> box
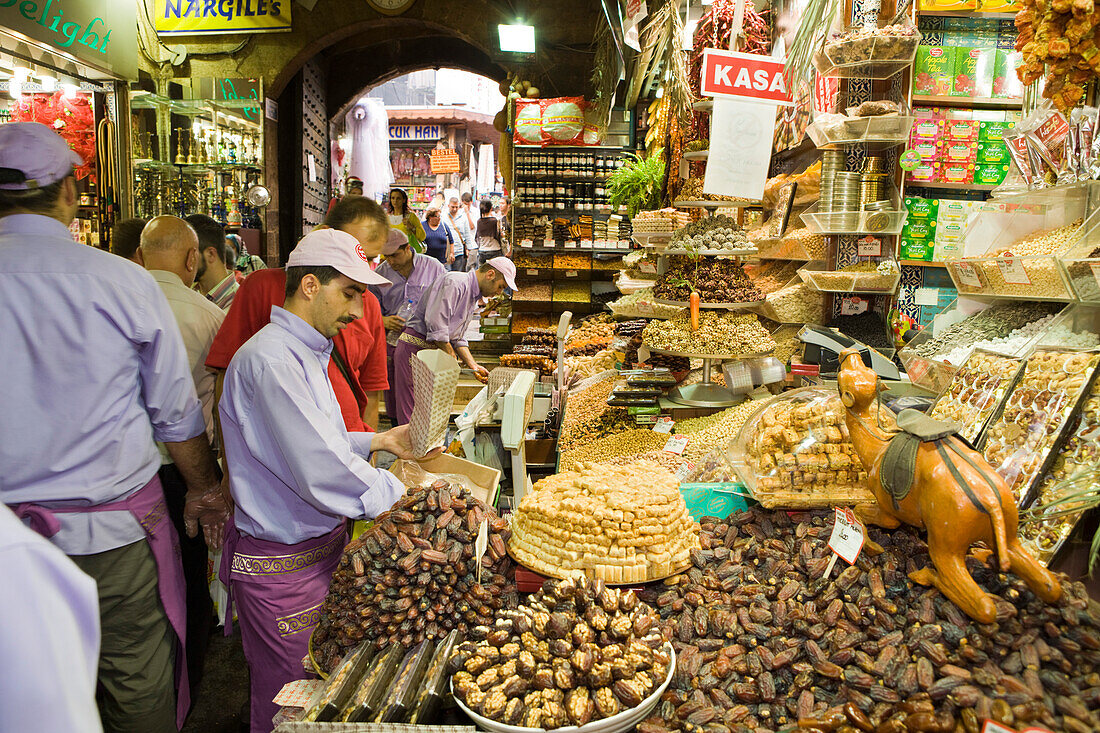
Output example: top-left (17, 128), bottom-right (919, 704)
top-left (370, 228), bottom-right (445, 422)
top-left (0, 122), bottom-right (227, 732)
top-left (392, 257), bottom-right (518, 424)
top-left (219, 228), bottom-right (430, 733)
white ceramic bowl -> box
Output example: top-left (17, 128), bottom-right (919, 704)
top-left (451, 643), bottom-right (675, 733)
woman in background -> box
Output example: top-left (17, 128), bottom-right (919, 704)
top-left (387, 188), bottom-right (425, 253)
top-left (420, 208), bottom-right (453, 265)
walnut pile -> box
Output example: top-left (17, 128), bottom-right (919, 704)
top-left (448, 576), bottom-right (670, 728)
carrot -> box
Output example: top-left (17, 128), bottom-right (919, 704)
top-left (690, 291), bottom-right (700, 332)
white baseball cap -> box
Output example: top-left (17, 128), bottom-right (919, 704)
top-left (287, 229), bottom-right (391, 287)
top-left (0, 122), bottom-right (83, 190)
top-left (486, 256), bottom-right (518, 291)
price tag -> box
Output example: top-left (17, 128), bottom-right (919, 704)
top-left (981, 722), bottom-right (1018, 733)
top-left (856, 236), bottom-right (882, 257)
top-left (828, 507), bottom-right (865, 565)
top-left (520, 240), bottom-right (534, 249)
top-left (475, 518), bottom-right (488, 584)
top-left (840, 296), bottom-right (869, 315)
top-left (998, 258), bottom-right (1031, 285)
top-left (954, 262), bottom-right (982, 288)
top-left (566, 270), bottom-right (579, 277)
top-left (639, 261), bottom-right (658, 275)
top-left (674, 461), bottom-right (696, 482)
top-left (526, 268), bottom-right (539, 276)
top-left (564, 240), bottom-right (578, 249)
top-left (653, 417), bottom-right (675, 434)
top-left (663, 434), bottom-right (690, 455)
top-left (1089, 263), bottom-right (1100, 291)
top-left (914, 287), bottom-right (939, 306)
top-left (899, 149), bottom-right (921, 172)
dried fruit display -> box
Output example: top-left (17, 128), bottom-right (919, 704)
top-left (311, 480), bottom-right (519, 673)
top-left (733, 387), bottom-right (875, 508)
top-left (637, 506), bottom-right (1100, 733)
top-left (982, 349), bottom-right (1100, 505)
top-left (1016, 0), bottom-right (1100, 113)
top-left (510, 461), bottom-right (700, 583)
top-left (928, 351), bottom-right (1023, 445)
top-left (449, 577), bottom-right (671, 729)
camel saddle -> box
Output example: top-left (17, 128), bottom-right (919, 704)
top-left (880, 409), bottom-right (963, 509)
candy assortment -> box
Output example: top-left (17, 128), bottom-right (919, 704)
top-left (823, 24), bottom-right (921, 66)
top-left (607, 288), bottom-right (686, 320)
top-left (908, 302), bottom-right (1062, 365)
top-left (631, 209), bottom-right (691, 233)
top-left (982, 349), bottom-right (1100, 505)
top-left (642, 311), bottom-right (776, 356)
top-left (733, 388), bottom-right (875, 507)
top-left (1019, 384), bottom-right (1100, 563)
top-left (929, 351), bottom-right (1023, 445)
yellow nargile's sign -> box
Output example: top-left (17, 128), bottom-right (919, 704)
top-left (154, 0), bottom-right (291, 35)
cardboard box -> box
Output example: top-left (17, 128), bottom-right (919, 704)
top-left (908, 161), bottom-right (938, 183)
top-left (944, 140), bottom-right (979, 162)
top-left (913, 139), bottom-right (941, 160)
top-left (933, 240), bottom-right (963, 261)
top-left (945, 118), bottom-right (980, 141)
top-left (977, 141), bottom-right (1010, 164)
top-left (937, 199), bottom-right (974, 218)
top-left (939, 162), bottom-right (976, 184)
top-left (936, 218), bottom-right (969, 241)
top-left (679, 482), bottom-right (755, 522)
top-left (903, 218), bottom-right (937, 240)
top-left (911, 117), bottom-right (944, 141)
top-left (979, 120), bottom-right (1015, 142)
top-left (900, 238), bottom-right (935, 261)
top-left (993, 50), bottom-right (1025, 99)
top-left (976, 162), bottom-right (1010, 185)
top-left (905, 197), bottom-right (940, 219)
top-left (388, 455), bottom-right (501, 506)
top-left (953, 47), bottom-right (997, 97)
top-left (914, 46), bottom-right (957, 96)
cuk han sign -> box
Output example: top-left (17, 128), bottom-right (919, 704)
top-left (700, 49), bottom-right (792, 105)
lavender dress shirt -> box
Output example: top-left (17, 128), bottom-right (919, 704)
top-left (371, 253), bottom-right (446, 316)
top-left (219, 306), bottom-right (405, 544)
top-left (0, 214), bottom-right (206, 555)
top-left (0, 505), bottom-right (102, 732)
top-left (404, 269), bottom-right (482, 349)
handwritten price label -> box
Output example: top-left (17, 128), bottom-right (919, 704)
top-left (954, 262), bottom-right (982, 288)
top-left (674, 461), bottom-right (696, 481)
top-left (997, 258), bottom-right (1031, 285)
top-left (857, 236), bottom-right (882, 257)
top-left (828, 507), bottom-right (865, 565)
top-left (653, 417), bottom-right (675, 434)
top-left (663, 434), bottom-right (689, 455)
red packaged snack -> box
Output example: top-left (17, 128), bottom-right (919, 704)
top-left (540, 97), bottom-right (586, 146)
top-left (513, 98), bottom-right (543, 145)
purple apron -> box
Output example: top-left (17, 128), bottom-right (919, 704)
top-left (220, 517), bottom-right (346, 733)
top-left (393, 327), bottom-right (430, 425)
top-left (9, 475), bottom-right (190, 728)
top-left (385, 342), bottom-right (398, 424)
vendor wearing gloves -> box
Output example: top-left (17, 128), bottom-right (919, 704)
top-left (218, 228), bottom-right (427, 733)
top-left (371, 229), bottom-right (445, 423)
top-left (392, 257), bottom-right (517, 424)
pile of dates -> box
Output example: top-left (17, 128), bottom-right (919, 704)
top-left (312, 481), bottom-right (519, 672)
top-left (654, 256), bottom-right (763, 305)
top-left (636, 506), bottom-right (1100, 733)
top-left (449, 576), bottom-right (671, 729)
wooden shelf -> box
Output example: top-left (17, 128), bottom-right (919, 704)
top-left (911, 94), bottom-right (1023, 109)
top-left (906, 180), bottom-right (1001, 191)
top-left (917, 10), bottom-right (1016, 17)
top-left (899, 259), bottom-right (948, 268)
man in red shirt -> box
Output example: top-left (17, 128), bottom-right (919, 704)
top-left (207, 197), bottom-right (389, 433)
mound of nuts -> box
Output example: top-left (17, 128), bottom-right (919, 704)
top-left (448, 576), bottom-right (670, 729)
top-left (560, 429), bottom-right (671, 467)
top-left (643, 311), bottom-right (776, 356)
top-left (311, 480), bottom-right (519, 672)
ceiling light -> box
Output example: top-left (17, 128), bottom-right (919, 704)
top-left (498, 24), bottom-right (535, 53)
top-left (61, 78), bottom-right (78, 98)
top-left (8, 79), bottom-right (22, 99)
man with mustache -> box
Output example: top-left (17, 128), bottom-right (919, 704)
top-left (217, 228), bottom-right (424, 733)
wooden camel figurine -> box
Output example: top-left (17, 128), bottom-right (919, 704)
top-left (836, 348), bottom-right (1061, 624)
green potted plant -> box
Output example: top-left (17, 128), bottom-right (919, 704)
top-left (607, 148), bottom-right (665, 218)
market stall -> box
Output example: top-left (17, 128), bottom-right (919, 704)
top-left (262, 0), bottom-right (1100, 729)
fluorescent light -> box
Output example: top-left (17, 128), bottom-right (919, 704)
top-left (37, 67), bottom-right (57, 91)
top-left (498, 24), bottom-right (535, 53)
top-left (61, 79), bottom-right (78, 98)
top-left (8, 79), bottom-right (21, 99)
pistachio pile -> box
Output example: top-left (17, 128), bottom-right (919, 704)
top-left (311, 480), bottom-right (519, 672)
top-left (449, 576), bottom-right (670, 728)
top-left (643, 311), bottom-right (776, 356)
top-left (637, 506), bottom-right (1100, 733)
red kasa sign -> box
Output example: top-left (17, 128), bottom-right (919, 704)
top-left (700, 49), bottom-right (792, 105)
